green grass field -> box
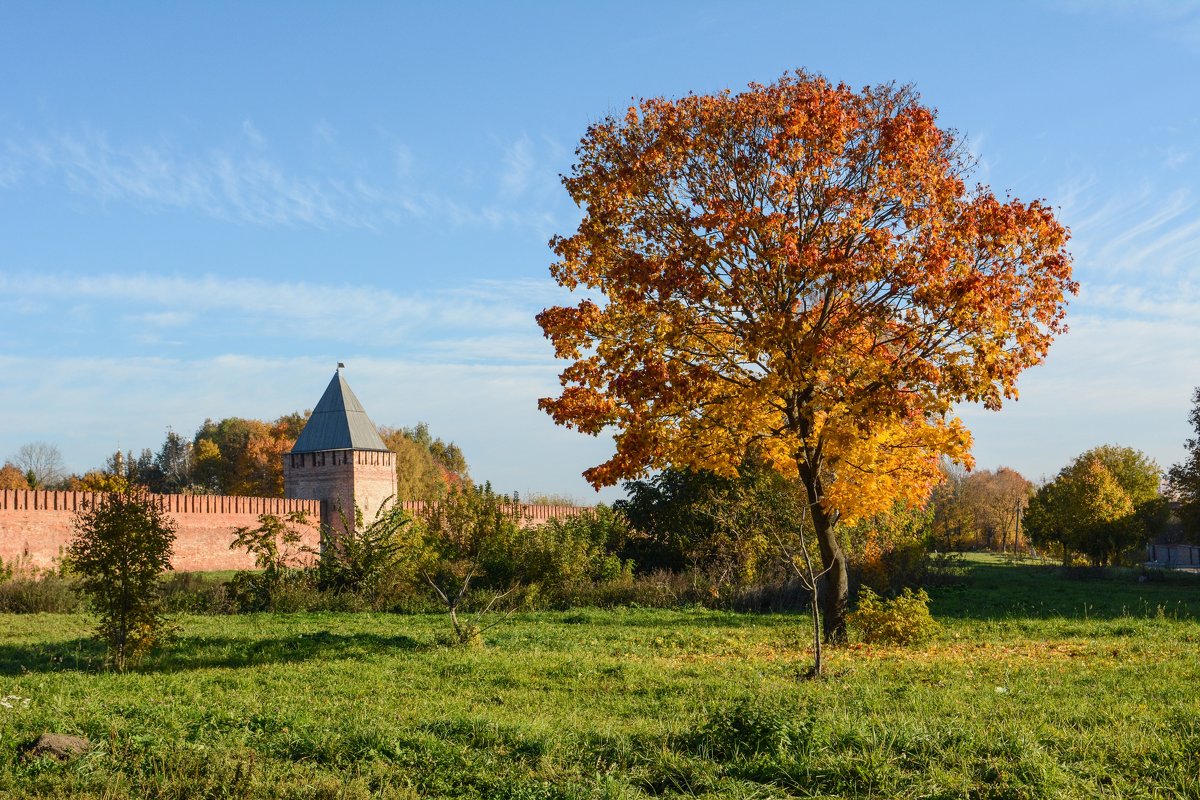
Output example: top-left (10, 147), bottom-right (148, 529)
top-left (1, 555), bottom-right (1198, 799)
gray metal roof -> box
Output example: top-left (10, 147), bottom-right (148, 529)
top-left (290, 370), bottom-right (391, 453)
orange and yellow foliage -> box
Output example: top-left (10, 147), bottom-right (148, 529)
top-left (538, 70), bottom-right (1075, 531)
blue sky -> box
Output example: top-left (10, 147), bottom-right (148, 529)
top-left (1, 1), bottom-right (1199, 500)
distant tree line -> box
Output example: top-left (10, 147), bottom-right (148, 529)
top-left (928, 463), bottom-right (1033, 553)
top-left (2, 417), bottom-right (470, 502)
top-left (13, 385), bottom-right (1200, 619)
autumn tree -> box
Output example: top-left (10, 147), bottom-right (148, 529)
top-left (929, 459), bottom-right (974, 550)
top-left (193, 413), bottom-right (308, 496)
top-left (379, 423), bottom-right (470, 502)
top-left (961, 467), bottom-right (1032, 551)
top-left (537, 71), bottom-right (1075, 641)
top-left (69, 467), bottom-right (134, 493)
top-left (1168, 387), bottom-right (1200, 542)
top-left (928, 465), bottom-right (1032, 553)
top-left (0, 462), bottom-right (30, 490)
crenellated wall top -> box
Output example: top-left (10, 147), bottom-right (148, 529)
top-left (0, 489), bottom-right (320, 516)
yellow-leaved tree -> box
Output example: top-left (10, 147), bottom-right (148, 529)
top-left (537, 71), bottom-right (1075, 641)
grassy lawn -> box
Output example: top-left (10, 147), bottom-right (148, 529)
top-left (1, 555), bottom-right (1198, 798)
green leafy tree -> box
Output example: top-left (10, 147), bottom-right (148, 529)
top-left (1026, 446), bottom-right (1162, 566)
top-left (152, 428), bottom-right (193, 493)
top-left (618, 468), bottom-right (745, 575)
top-left (379, 423), bottom-right (470, 502)
top-left (1168, 387), bottom-right (1200, 542)
top-left (1080, 445), bottom-right (1167, 544)
top-left (67, 491), bottom-right (177, 671)
top-left (616, 464), bottom-right (786, 583)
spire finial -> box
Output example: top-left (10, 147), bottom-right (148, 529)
top-left (337, 362), bottom-right (345, 370)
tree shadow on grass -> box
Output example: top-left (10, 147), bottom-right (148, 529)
top-left (0, 630), bottom-right (426, 676)
top-left (928, 558), bottom-right (1200, 622)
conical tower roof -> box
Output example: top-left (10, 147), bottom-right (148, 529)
top-left (290, 370), bottom-right (390, 453)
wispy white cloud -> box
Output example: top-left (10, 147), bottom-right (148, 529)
top-left (957, 171), bottom-right (1200, 479)
top-left (959, 310), bottom-right (1200, 481)
top-left (1164, 146), bottom-right (1192, 169)
top-left (1053, 0), bottom-right (1200, 49)
top-left (1062, 184), bottom-right (1200, 281)
top-left (241, 120), bottom-right (267, 149)
top-left (0, 270), bottom-right (571, 359)
top-left (0, 126), bottom-right (571, 233)
top-left (123, 310), bottom-right (196, 327)
top-left (500, 135), bottom-right (535, 200)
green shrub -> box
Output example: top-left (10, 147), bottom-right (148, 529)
top-left (690, 698), bottom-right (813, 761)
top-left (0, 556), bottom-right (81, 613)
top-left (479, 505), bottom-right (634, 599)
top-left (228, 511), bottom-right (317, 612)
top-left (0, 570), bottom-right (81, 612)
top-left (318, 501), bottom-right (424, 607)
top-left (848, 587), bottom-right (939, 645)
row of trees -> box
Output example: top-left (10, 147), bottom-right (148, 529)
top-left (929, 464), bottom-right (1032, 552)
top-left (927, 387), bottom-right (1200, 566)
top-left (2, 419), bottom-right (470, 502)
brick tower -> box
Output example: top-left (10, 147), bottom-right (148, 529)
top-left (283, 367), bottom-right (397, 531)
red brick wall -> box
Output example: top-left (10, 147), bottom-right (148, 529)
top-left (396, 501), bottom-right (592, 529)
top-left (0, 490), bottom-right (321, 573)
top-left (0, 489), bottom-right (593, 574)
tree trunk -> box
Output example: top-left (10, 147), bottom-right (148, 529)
top-left (813, 510), bottom-right (849, 644)
top-left (797, 462), bottom-right (849, 644)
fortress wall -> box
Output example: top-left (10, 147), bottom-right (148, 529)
top-left (0, 489), bottom-right (592, 573)
top-left (0, 490), bottom-right (321, 573)
top-left (395, 500), bottom-right (592, 529)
